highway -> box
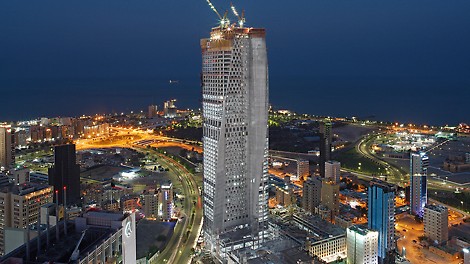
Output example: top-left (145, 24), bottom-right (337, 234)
top-left (75, 128), bottom-right (202, 264)
top-left (356, 132), bottom-right (406, 184)
top-left (356, 132), bottom-right (464, 191)
top-left (152, 152), bottom-right (202, 264)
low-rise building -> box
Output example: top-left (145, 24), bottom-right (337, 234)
top-left (292, 214), bottom-right (346, 262)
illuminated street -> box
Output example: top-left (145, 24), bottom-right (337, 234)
top-left (74, 128), bottom-right (203, 264)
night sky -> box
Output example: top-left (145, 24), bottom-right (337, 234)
top-left (1, 0), bottom-right (469, 125)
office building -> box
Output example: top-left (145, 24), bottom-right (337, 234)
top-left (368, 179), bottom-right (396, 264)
top-left (275, 186), bottom-right (293, 207)
top-left (0, 182), bottom-right (53, 255)
top-left (142, 192), bottom-right (159, 219)
top-left (303, 176), bottom-right (322, 214)
top-left (424, 204), bottom-right (448, 244)
top-left (163, 99), bottom-right (177, 118)
top-left (325, 160), bottom-right (341, 183)
top-left (466, 152), bottom-right (470, 164)
top-left (148, 104), bottom-right (158, 118)
top-left (9, 168), bottom-right (30, 185)
top-left (0, 124), bottom-right (13, 171)
top-left (48, 144), bottom-right (81, 205)
top-left (346, 225), bottom-right (379, 264)
top-left (321, 180), bottom-right (340, 221)
top-left (201, 22), bottom-right (269, 260)
top-left (410, 152), bottom-right (429, 217)
top-left (0, 175), bottom-right (9, 188)
top-left (319, 121), bottom-right (332, 177)
top-left (159, 183), bottom-right (173, 220)
top-left (297, 159), bottom-right (310, 180)
top-left (1, 211), bottom-right (136, 264)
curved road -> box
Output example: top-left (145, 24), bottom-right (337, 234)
top-left (356, 132), bottom-right (406, 184)
top-left (75, 131), bottom-right (202, 264)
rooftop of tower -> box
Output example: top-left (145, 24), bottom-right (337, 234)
top-left (425, 204), bottom-right (448, 213)
top-left (369, 178), bottom-right (397, 193)
top-left (348, 224), bottom-right (377, 236)
top-left (0, 181), bottom-right (52, 196)
top-left (209, 26), bottom-right (266, 40)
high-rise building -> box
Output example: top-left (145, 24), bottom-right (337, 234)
top-left (201, 23), bottom-right (269, 259)
top-left (148, 104), bottom-right (158, 118)
top-left (9, 168), bottom-right (30, 185)
top-left (275, 186), bottom-right (292, 207)
top-left (48, 144), bottom-right (81, 205)
top-left (297, 159), bottom-right (310, 180)
top-left (424, 204), bottom-right (448, 244)
top-left (368, 179), bottom-right (396, 264)
top-left (321, 180), bottom-right (340, 221)
top-left (302, 176), bottom-right (322, 214)
top-left (163, 99), bottom-right (177, 118)
top-left (159, 183), bottom-right (173, 221)
top-left (347, 225), bottom-right (379, 264)
top-left (410, 152), bottom-right (429, 217)
top-left (0, 182), bottom-right (53, 255)
top-left (142, 192), bottom-right (159, 219)
top-left (0, 124), bottom-right (13, 171)
top-left (319, 121), bottom-right (332, 177)
top-left (325, 160), bottom-right (341, 183)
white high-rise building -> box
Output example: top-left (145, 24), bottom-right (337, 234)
top-left (325, 160), bottom-right (341, 183)
top-left (424, 204), bottom-right (448, 244)
top-left (201, 24), bottom-right (269, 260)
top-left (347, 225), bottom-right (379, 264)
top-left (410, 152), bottom-right (429, 217)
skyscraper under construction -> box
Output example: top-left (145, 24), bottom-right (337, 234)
top-left (201, 7), bottom-right (269, 260)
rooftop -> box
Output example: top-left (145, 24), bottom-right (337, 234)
top-left (82, 211), bottom-right (128, 221)
top-left (369, 178), bottom-right (397, 192)
top-left (425, 204), bottom-right (448, 213)
top-left (0, 222), bottom-right (116, 264)
top-left (0, 181), bottom-right (52, 196)
top-left (292, 214), bottom-right (345, 242)
top-left (348, 225), bottom-right (377, 236)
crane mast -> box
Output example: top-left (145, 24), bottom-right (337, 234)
top-left (230, 2), bottom-right (245, 28)
top-left (206, 0), bottom-right (230, 28)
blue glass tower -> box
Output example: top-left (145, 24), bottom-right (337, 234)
top-left (410, 152), bottom-right (429, 217)
top-left (368, 180), bottom-right (396, 264)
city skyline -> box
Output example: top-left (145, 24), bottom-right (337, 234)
top-left (1, 1), bottom-right (470, 263)
top-left (1, 0), bottom-right (470, 125)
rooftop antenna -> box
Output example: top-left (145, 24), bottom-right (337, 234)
top-left (230, 2), bottom-right (245, 28)
top-left (206, 0), bottom-right (230, 28)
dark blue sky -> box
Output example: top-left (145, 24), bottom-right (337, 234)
top-left (1, 0), bottom-right (469, 125)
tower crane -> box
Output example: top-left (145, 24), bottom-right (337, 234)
top-left (206, 0), bottom-right (230, 28)
top-left (230, 2), bottom-right (245, 28)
